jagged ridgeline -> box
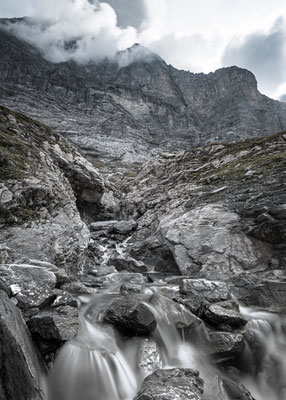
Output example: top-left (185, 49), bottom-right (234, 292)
top-left (0, 17), bottom-right (286, 400)
top-left (1, 20), bottom-right (286, 164)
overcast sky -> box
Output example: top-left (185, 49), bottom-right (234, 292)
top-left (1, 0), bottom-right (286, 99)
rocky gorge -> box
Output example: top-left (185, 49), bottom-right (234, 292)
top-left (0, 20), bottom-right (286, 400)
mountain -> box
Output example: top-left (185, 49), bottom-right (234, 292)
top-left (1, 22), bottom-right (286, 163)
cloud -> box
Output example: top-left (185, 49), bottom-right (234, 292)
top-left (222, 18), bottom-right (286, 95)
top-left (97, 0), bottom-right (146, 30)
top-left (1, 0), bottom-right (139, 63)
top-left (1, 0), bottom-right (286, 98)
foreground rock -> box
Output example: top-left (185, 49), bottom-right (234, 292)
top-left (28, 306), bottom-right (79, 341)
top-left (134, 368), bottom-right (205, 400)
top-left (104, 297), bottom-right (157, 335)
top-left (0, 290), bottom-right (46, 400)
top-left (0, 263), bottom-right (56, 309)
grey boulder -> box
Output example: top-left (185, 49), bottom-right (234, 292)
top-left (134, 368), bottom-right (205, 400)
top-left (104, 297), bottom-right (157, 335)
top-left (0, 290), bottom-right (46, 400)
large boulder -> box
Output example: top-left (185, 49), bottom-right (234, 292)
top-left (232, 275), bottom-right (286, 311)
top-left (0, 263), bottom-right (56, 309)
top-left (0, 290), bottom-right (46, 400)
top-left (134, 368), bottom-right (205, 400)
top-left (28, 306), bottom-right (79, 341)
top-left (160, 204), bottom-right (266, 280)
top-left (104, 297), bottom-right (157, 335)
top-left (202, 303), bottom-right (247, 329)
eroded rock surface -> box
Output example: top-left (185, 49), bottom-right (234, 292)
top-left (0, 290), bottom-right (46, 400)
top-left (0, 105), bottom-right (107, 271)
top-left (134, 368), bottom-right (205, 400)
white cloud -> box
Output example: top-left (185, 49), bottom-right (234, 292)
top-left (1, 0), bottom-right (286, 98)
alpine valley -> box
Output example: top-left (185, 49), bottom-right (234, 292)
top-left (0, 18), bottom-right (286, 400)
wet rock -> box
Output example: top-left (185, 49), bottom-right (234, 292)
top-left (27, 306), bottom-right (79, 341)
top-left (150, 293), bottom-right (202, 330)
top-left (120, 283), bottom-right (142, 294)
top-left (108, 255), bottom-right (147, 273)
top-left (51, 289), bottom-right (78, 308)
top-left (203, 303), bottom-right (247, 329)
top-left (0, 263), bottom-right (56, 309)
top-left (222, 377), bottom-right (255, 400)
top-left (129, 337), bottom-right (162, 378)
top-left (180, 278), bottom-right (231, 314)
top-left (208, 332), bottom-right (245, 366)
top-left (130, 241), bottom-right (181, 275)
top-left (232, 275), bottom-right (286, 310)
top-left (134, 368), bottom-right (204, 400)
top-left (60, 281), bottom-right (95, 295)
top-left (0, 290), bottom-right (46, 400)
top-left (90, 220), bottom-right (118, 232)
top-left (103, 272), bottom-right (148, 286)
top-left (104, 297), bottom-right (157, 335)
top-left (112, 220), bottom-right (138, 234)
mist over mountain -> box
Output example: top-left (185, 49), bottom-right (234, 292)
top-left (1, 23), bottom-right (286, 164)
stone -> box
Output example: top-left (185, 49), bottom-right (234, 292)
top-left (180, 279), bottom-right (231, 312)
top-left (104, 297), bottom-right (157, 335)
top-left (232, 275), bottom-right (286, 310)
top-left (129, 337), bottom-right (162, 378)
top-left (89, 220), bottom-right (118, 232)
top-left (112, 220), bottom-right (138, 234)
top-left (60, 282), bottom-right (95, 295)
top-left (203, 303), bottom-right (247, 329)
top-left (27, 306), bottom-right (79, 341)
top-left (107, 255), bottom-right (147, 273)
top-left (0, 290), bottom-right (46, 400)
top-left (134, 368), bottom-right (205, 400)
top-left (51, 289), bottom-right (78, 308)
top-left (0, 264), bottom-right (57, 309)
top-left (222, 377), bottom-right (255, 400)
top-left (208, 332), bottom-right (245, 366)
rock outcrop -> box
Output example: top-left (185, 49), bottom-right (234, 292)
top-left (123, 132), bottom-right (286, 291)
top-left (0, 23), bottom-right (286, 163)
top-left (0, 105), bottom-right (107, 271)
top-left (0, 290), bottom-right (46, 400)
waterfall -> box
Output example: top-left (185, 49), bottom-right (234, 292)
top-left (47, 279), bottom-right (286, 400)
top-left (240, 308), bottom-right (286, 400)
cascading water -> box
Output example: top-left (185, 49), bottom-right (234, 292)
top-left (47, 236), bottom-right (286, 400)
top-left (240, 308), bottom-right (286, 400)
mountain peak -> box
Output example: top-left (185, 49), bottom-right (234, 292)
top-left (115, 43), bottom-right (162, 67)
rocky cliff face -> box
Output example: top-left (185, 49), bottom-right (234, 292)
top-left (119, 131), bottom-right (286, 308)
top-left (0, 105), bottom-right (109, 271)
top-left (1, 23), bottom-right (286, 163)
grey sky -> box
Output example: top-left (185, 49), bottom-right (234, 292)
top-left (0, 0), bottom-right (285, 99)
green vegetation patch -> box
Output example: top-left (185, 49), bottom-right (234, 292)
top-left (0, 128), bottom-right (40, 180)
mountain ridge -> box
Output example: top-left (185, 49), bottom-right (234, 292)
top-left (1, 22), bottom-right (286, 163)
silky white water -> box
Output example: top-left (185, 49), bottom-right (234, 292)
top-left (48, 285), bottom-right (286, 400)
